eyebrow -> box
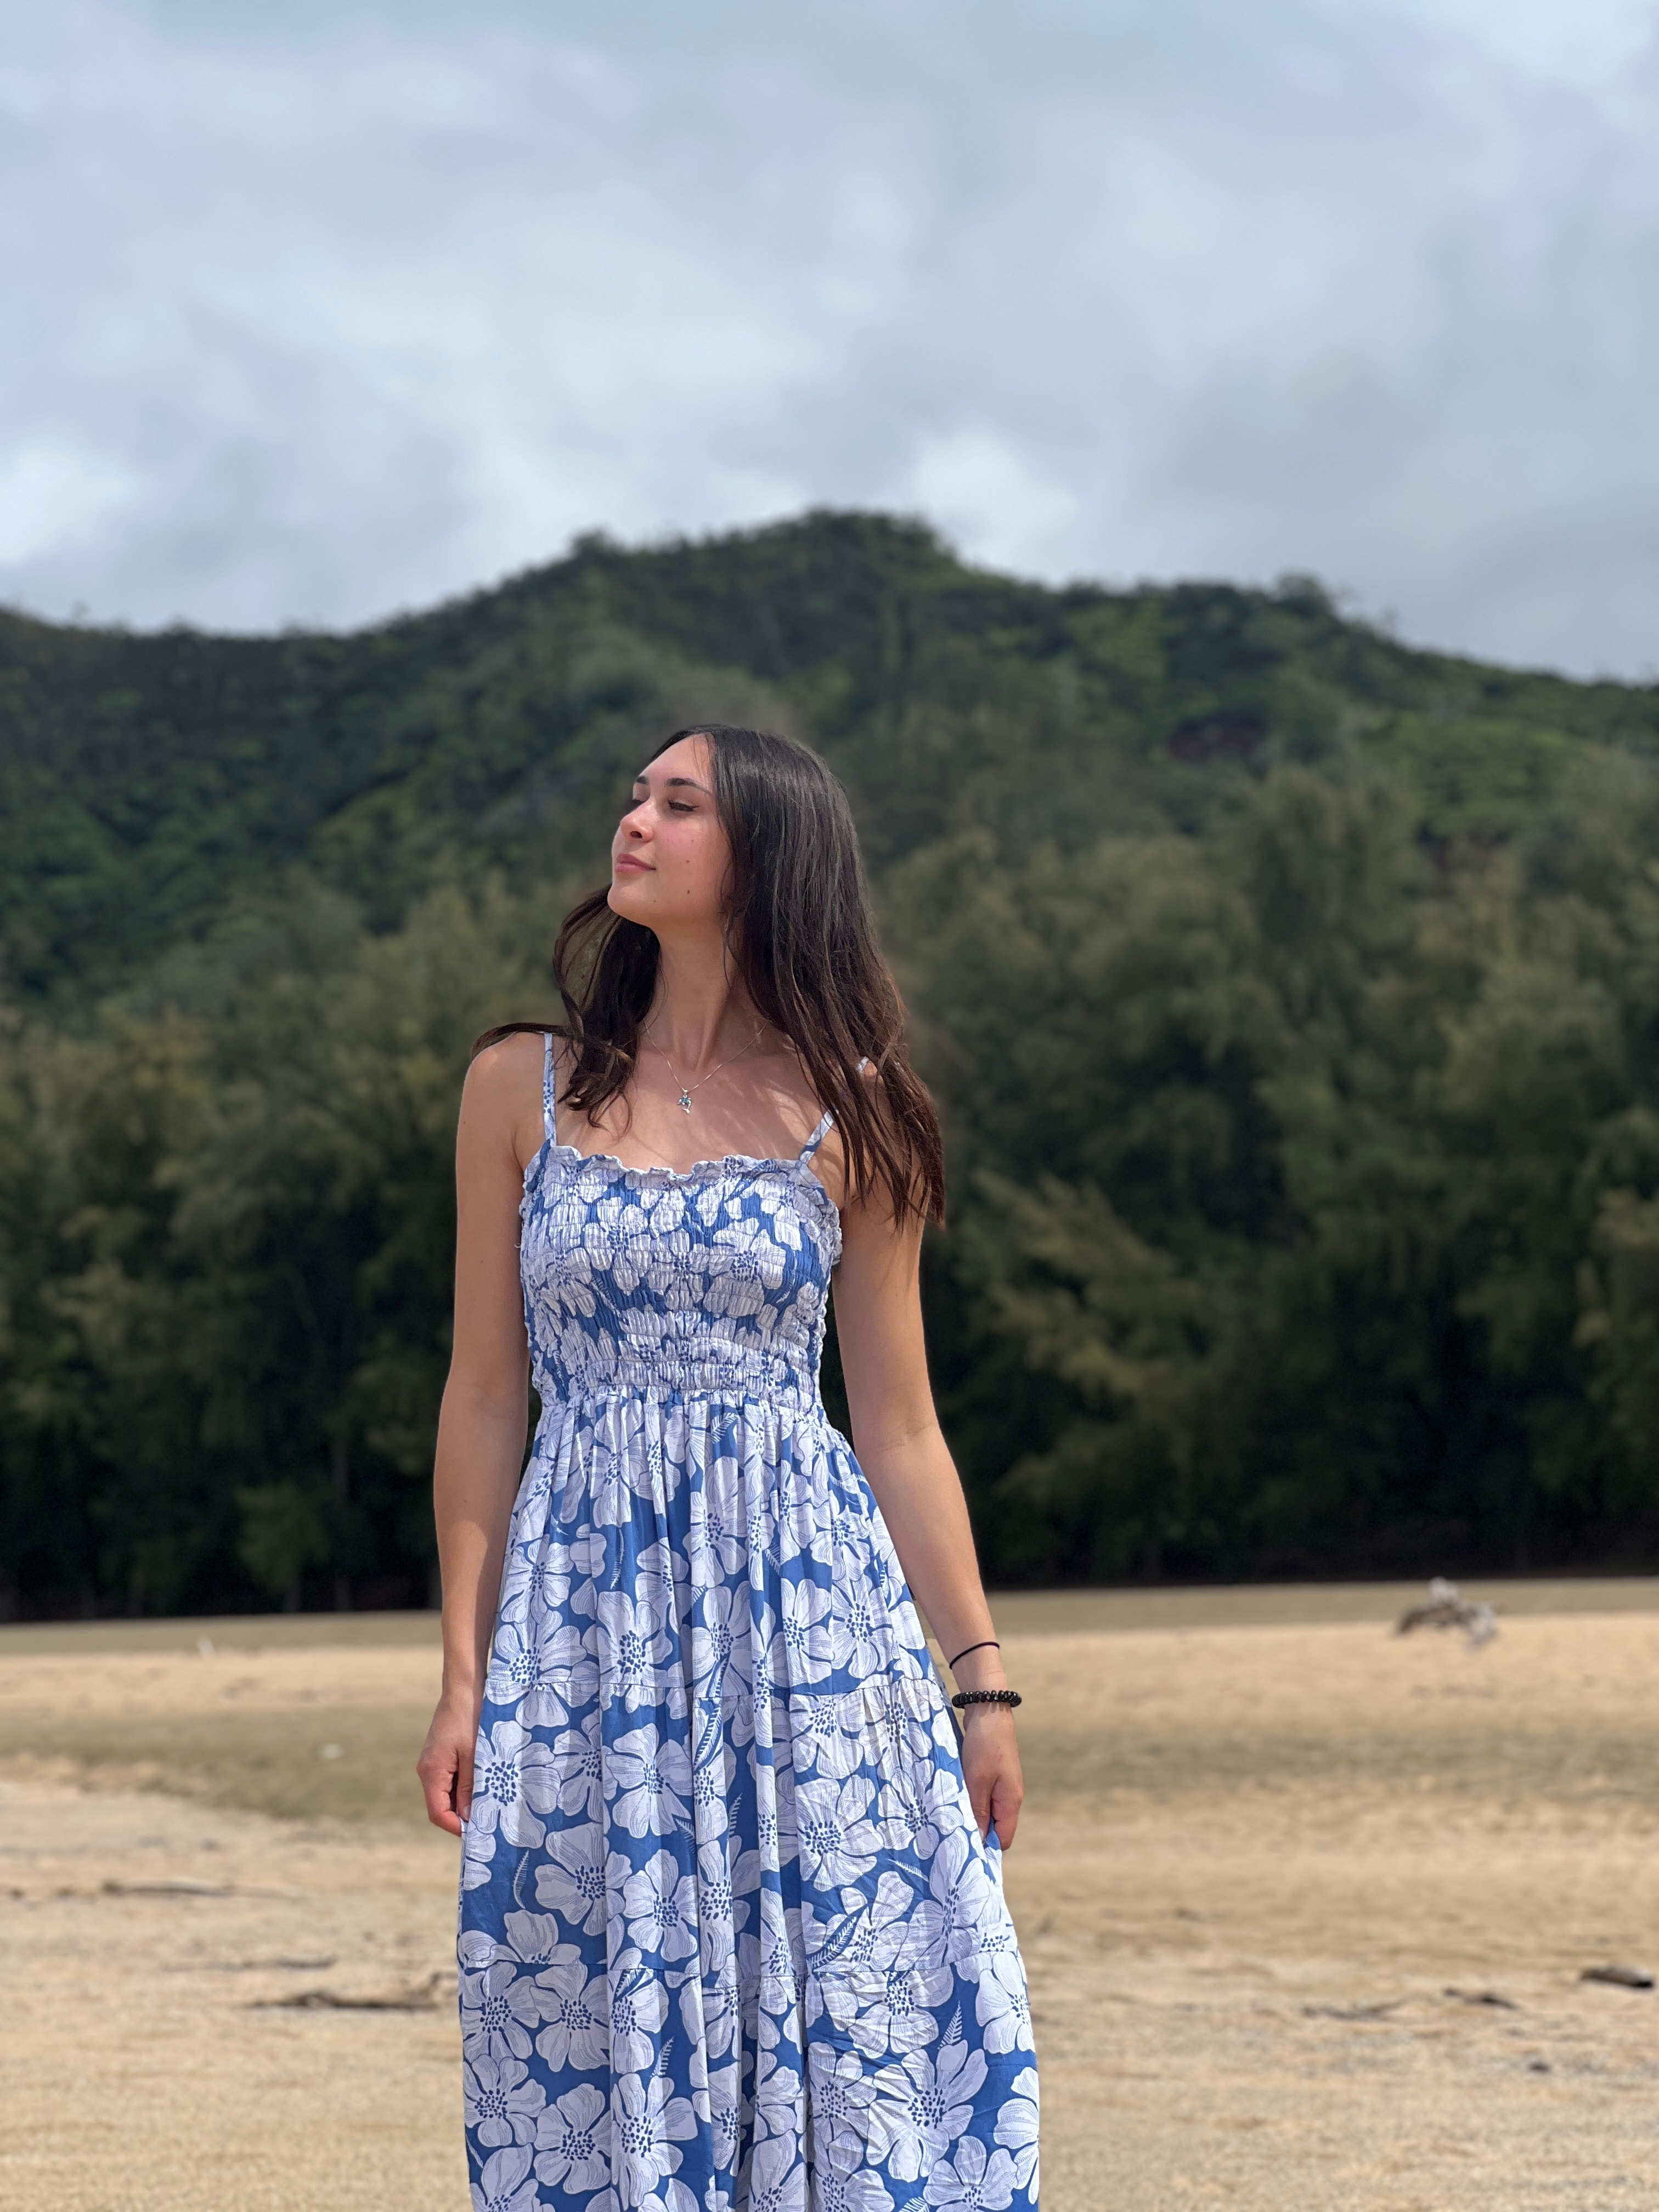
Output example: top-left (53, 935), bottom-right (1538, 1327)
top-left (633, 771), bottom-right (712, 794)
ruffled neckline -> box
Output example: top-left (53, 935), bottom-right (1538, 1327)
top-left (524, 1138), bottom-right (839, 1218)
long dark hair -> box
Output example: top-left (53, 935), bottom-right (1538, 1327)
top-left (477, 724), bottom-right (945, 1225)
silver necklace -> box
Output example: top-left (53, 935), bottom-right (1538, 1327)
top-left (646, 1020), bottom-right (764, 1113)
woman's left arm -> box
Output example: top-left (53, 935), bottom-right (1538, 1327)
top-left (832, 1194), bottom-right (1024, 1849)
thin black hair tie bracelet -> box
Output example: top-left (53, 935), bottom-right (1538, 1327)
top-left (947, 1639), bottom-right (1001, 1669)
top-left (951, 1689), bottom-right (1023, 1709)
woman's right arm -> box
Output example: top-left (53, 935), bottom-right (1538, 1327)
top-left (416, 1039), bottom-right (540, 1835)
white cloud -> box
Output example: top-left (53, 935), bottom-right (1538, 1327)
top-left (905, 430), bottom-right (1077, 575)
top-left (0, 442), bottom-right (136, 567)
top-left (1380, 0), bottom-right (1659, 87)
top-left (0, 0), bottom-right (1654, 672)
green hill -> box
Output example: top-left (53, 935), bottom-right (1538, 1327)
top-left (7, 510), bottom-right (1654, 1005)
top-left (6, 510), bottom-right (1659, 1616)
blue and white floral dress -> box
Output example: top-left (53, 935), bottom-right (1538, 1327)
top-left (458, 1037), bottom-right (1038, 2212)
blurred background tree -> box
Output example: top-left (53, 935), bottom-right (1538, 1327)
top-left (7, 512), bottom-right (1659, 1613)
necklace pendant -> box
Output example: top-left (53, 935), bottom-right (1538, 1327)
top-left (678, 1091), bottom-right (693, 1113)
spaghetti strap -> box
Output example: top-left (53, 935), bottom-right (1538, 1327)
top-left (542, 1031), bottom-right (558, 1147)
top-left (798, 1108), bottom-right (834, 1163)
top-left (799, 1056), bottom-right (871, 1163)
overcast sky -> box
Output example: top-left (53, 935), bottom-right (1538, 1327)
top-left (2, 0), bottom-right (1657, 675)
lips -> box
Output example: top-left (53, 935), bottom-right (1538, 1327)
top-left (613, 853), bottom-right (653, 873)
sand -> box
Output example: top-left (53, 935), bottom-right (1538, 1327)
top-left (5, 1582), bottom-right (1659, 2210)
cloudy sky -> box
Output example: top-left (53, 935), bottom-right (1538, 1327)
top-left (2, 0), bottom-right (1657, 674)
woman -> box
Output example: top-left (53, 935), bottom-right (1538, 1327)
top-left (418, 724), bottom-right (1038, 2212)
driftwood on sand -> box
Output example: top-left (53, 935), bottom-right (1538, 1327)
top-left (1394, 1577), bottom-right (1498, 1649)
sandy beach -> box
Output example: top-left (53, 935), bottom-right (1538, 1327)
top-left (5, 1582), bottom-right (1659, 2210)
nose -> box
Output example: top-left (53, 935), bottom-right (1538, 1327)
top-left (618, 796), bottom-right (651, 839)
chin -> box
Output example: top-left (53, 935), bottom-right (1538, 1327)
top-left (607, 877), bottom-right (652, 924)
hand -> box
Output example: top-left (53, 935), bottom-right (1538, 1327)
top-left (417, 1688), bottom-right (481, 1836)
top-left (960, 1705), bottom-right (1023, 1849)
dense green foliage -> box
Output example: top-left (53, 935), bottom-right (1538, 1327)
top-left (7, 511), bottom-right (1659, 1613)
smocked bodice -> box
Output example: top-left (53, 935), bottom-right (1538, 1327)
top-left (518, 1140), bottom-right (842, 1410)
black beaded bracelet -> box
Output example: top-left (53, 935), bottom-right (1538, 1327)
top-left (950, 1689), bottom-right (1023, 1709)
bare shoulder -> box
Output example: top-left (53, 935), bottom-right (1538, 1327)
top-left (461, 1029), bottom-right (550, 1171)
top-left (809, 1053), bottom-right (895, 1217)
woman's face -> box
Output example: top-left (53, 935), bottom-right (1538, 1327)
top-left (608, 734), bottom-right (731, 933)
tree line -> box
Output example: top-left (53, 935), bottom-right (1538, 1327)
top-left (5, 514), bottom-right (1659, 1611)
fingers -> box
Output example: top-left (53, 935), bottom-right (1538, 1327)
top-left (991, 1772), bottom-right (1023, 1851)
top-left (417, 1740), bottom-right (465, 1836)
top-left (969, 1773), bottom-right (992, 1841)
top-left (960, 1742), bottom-right (995, 1840)
top-left (455, 1740), bottom-right (475, 1824)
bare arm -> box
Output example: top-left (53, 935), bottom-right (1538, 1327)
top-left (832, 1192), bottom-right (1024, 1848)
top-left (416, 1038), bottom-right (540, 1835)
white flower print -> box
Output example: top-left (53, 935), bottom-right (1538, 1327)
top-left (923, 2135), bottom-right (1020, 2210)
top-left (608, 1953), bottom-right (673, 2074)
top-left (530, 1953), bottom-right (610, 2074)
top-left (469, 1720), bottom-right (563, 1851)
top-left (596, 1589), bottom-right (674, 1712)
top-left (690, 1734), bottom-right (737, 1833)
top-left (809, 1869), bottom-right (944, 1983)
top-left (682, 1970), bottom-right (742, 2066)
top-left (784, 1691), bottom-right (845, 1780)
top-left (828, 1580), bottom-right (887, 1676)
top-left (469, 2143), bottom-right (540, 2212)
top-left (606, 1725), bottom-right (693, 1838)
top-left (774, 1576), bottom-right (834, 1685)
top-left (587, 1395), bottom-right (652, 1484)
top-left (693, 1837), bottom-right (760, 1978)
top-left (533, 2080), bottom-right (613, 2194)
top-left (794, 1771), bottom-right (882, 1890)
top-left (499, 1908), bottom-right (575, 1969)
top-left (818, 1953), bottom-right (952, 2062)
top-left (567, 1525), bottom-right (610, 1581)
top-left (967, 1928), bottom-right (1035, 2056)
top-left (486, 1616), bottom-right (587, 1728)
top-left (695, 2056), bottom-right (742, 2164)
top-left (859, 1679), bottom-right (940, 1773)
top-left (458, 1926), bottom-right (506, 1973)
top-left (634, 1529), bottom-right (683, 1602)
top-left (751, 1751), bottom-right (798, 1869)
top-left (641, 2187), bottom-right (701, 2212)
top-left (740, 2133), bottom-right (804, 2212)
top-left (549, 1711), bottom-right (607, 1822)
top-left (460, 1958), bottom-right (543, 2062)
top-left (685, 1466), bottom-right (748, 1582)
top-left (772, 1483), bottom-right (823, 1572)
top-left (460, 1818), bottom-right (496, 1892)
top-left (804, 2041), bottom-right (877, 2176)
top-left (925, 1830), bottom-right (998, 1968)
top-left (876, 1764), bottom-right (960, 1870)
top-left (464, 2053), bottom-right (546, 2148)
top-left (868, 2029), bottom-right (989, 2181)
top-left (819, 2171), bottom-right (895, 2212)
top-left (612, 2066), bottom-right (697, 2199)
top-left (689, 1580), bottom-right (752, 1706)
top-left (707, 1218), bottom-right (786, 1318)
top-left (620, 1849), bottom-right (700, 1962)
top-left (752, 2042), bottom-right (806, 2143)
top-left (993, 2068), bottom-right (1039, 2196)
top-left (591, 1413), bottom-right (662, 1526)
top-left (533, 1820), bottom-right (609, 1936)
top-left (496, 1534), bottom-right (574, 1630)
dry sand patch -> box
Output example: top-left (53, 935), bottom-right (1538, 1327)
top-left (5, 1588), bottom-right (1659, 2209)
